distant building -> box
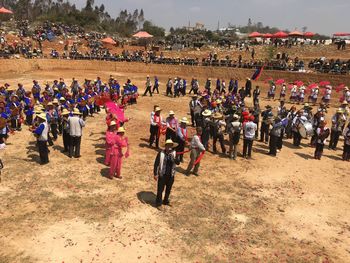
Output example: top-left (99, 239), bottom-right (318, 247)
top-left (183, 22), bottom-right (206, 31)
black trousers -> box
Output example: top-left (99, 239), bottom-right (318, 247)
top-left (149, 125), bottom-right (160, 148)
top-left (189, 88), bottom-right (198, 94)
top-left (37, 140), bottom-right (49, 164)
top-left (69, 136), bottom-right (81, 158)
top-left (63, 130), bottom-right (70, 152)
top-left (11, 119), bottom-right (21, 130)
top-left (143, 86), bottom-right (153, 96)
top-left (166, 86), bottom-right (173, 96)
top-left (343, 144), bottom-right (350, 161)
top-left (329, 130), bottom-right (341, 149)
top-left (269, 134), bottom-right (278, 155)
top-left (293, 131), bottom-right (302, 146)
top-left (213, 134), bottom-right (226, 153)
top-left (152, 84), bottom-right (159, 94)
top-left (277, 132), bottom-right (283, 150)
top-left (26, 115), bottom-right (33, 126)
top-left (156, 175), bottom-right (174, 206)
top-left (51, 123), bottom-right (58, 140)
top-left (243, 138), bottom-right (253, 157)
top-left (202, 131), bottom-right (210, 150)
top-left (165, 129), bottom-right (176, 141)
top-left (315, 143), bottom-right (324, 159)
top-left (176, 140), bottom-right (186, 162)
top-left (260, 123), bottom-right (269, 143)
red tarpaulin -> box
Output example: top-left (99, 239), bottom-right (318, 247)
top-left (101, 37), bottom-right (116, 45)
top-left (304, 32), bottom-right (315, 38)
top-left (333, 32), bottom-right (350, 37)
top-left (289, 31), bottom-right (303, 37)
top-left (263, 33), bottom-right (273, 38)
top-left (248, 32), bottom-right (262, 38)
top-left (132, 31), bottom-right (153, 38)
top-left (272, 31), bottom-right (288, 38)
top-left (0, 7), bottom-right (13, 14)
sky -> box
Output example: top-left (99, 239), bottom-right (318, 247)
top-left (72, 0), bottom-right (350, 35)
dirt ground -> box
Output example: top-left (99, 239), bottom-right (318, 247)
top-left (0, 61), bottom-right (350, 263)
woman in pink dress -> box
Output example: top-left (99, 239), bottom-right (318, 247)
top-left (109, 126), bottom-right (130, 179)
top-left (105, 121), bottom-right (118, 166)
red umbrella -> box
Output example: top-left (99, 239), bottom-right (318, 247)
top-left (336, 84), bottom-right (345, 93)
top-left (132, 31), bottom-right (153, 38)
top-left (304, 32), bottom-right (315, 38)
top-left (333, 32), bottom-right (350, 37)
top-left (308, 83), bottom-right (318, 89)
top-left (248, 32), bottom-right (262, 38)
top-left (275, 79), bottom-right (285, 85)
top-left (289, 31), bottom-right (303, 37)
top-left (263, 33), bottom-right (273, 38)
top-left (294, 80), bottom-right (304, 87)
top-left (0, 7), bottom-right (13, 14)
top-left (319, 81), bottom-right (330, 86)
top-left (272, 31), bottom-right (288, 38)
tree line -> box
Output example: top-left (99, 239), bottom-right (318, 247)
top-left (0, 0), bottom-right (166, 37)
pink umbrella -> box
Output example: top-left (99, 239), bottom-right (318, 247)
top-left (0, 7), bottom-right (13, 14)
top-left (288, 84), bottom-right (294, 89)
top-left (319, 81), bottom-right (330, 86)
top-left (275, 79), bottom-right (285, 85)
top-left (307, 83), bottom-right (318, 89)
top-left (294, 80), bottom-right (304, 87)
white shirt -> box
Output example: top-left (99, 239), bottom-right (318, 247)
top-left (243, 121), bottom-right (257, 140)
top-left (68, 116), bottom-right (85, 137)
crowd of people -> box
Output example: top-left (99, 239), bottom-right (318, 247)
top-left (0, 76), bottom-right (139, 168)
top-left (308, 57), bottom-right (350, 74)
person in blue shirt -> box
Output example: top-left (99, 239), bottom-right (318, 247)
top-left (152, 76), bottom-right (159, 94)
top-left (31, 113), bottom-right (49, 165)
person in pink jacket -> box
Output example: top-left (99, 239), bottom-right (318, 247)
top-left (105, 121), bottom-right (118, 166)
top-left (109, 126), bottom-right (130, 179)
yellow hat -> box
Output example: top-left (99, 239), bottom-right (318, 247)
top-left (165, 139), bottom-right (174, 145)
top-left (117, 127), bottom-right (126, 133)
top-left (53, 99), bottom-right (59, 104)
top-left (73, 108), bottom-right (82, 115)
top-left (37, 113), bottom-right (47, 120)
top-left (155, 107), bottom-right (161, 112)
top-left (169, 110), bottom-right (175, 115)
top-left (213, 112), bottom-right (223, 119)
top-left (180, 117), bottom-right (189, 124)
top-left (61, 109), bottom-right (70, 116)
top-left (109, 121), bottom-right (117, 126)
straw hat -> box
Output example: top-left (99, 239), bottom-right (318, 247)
top-left (337, 108), bottom-right (344, 114)
top-left (59, 97), bottom-right (66, 101)
top-left (37, 113), bottom-right (47, 121)
top-left (47, 102), bottom-right (53, 106)
top-left (216, 99), bottom-right (222, 104)
top-left (155, 107), bottom-right (161, 112)
top-left (344, 86), bottom-right (349, 91)
top-left (109, 121), bottom-right (117, 126)
top-left (213, 112), bottom-right (223, 119)
top-left (117, 127), bottom-right (126, 133)
top-left (73, 108), bottom-right (82, 115)
top-left (202, 109), bottom-right (212, 117)
top-left (341, 101), bottom-right (348, 105)
top-left (165, 139), bottom-right (175, 146)
top-left (180, 117), bottom-right (189, 124)
top-left (169, 110), bottom-right (175, 115)
top-left (61, 109), bottom-right (70, 116)
top-left (233, 114), bottom-right (239, 120)
top-left (6, 86), bottom-right (16, 91)
top-left (53, 99), bottom-right (59, 104)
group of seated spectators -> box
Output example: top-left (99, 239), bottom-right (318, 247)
top-left (308, 57), bottom-right (350, 74)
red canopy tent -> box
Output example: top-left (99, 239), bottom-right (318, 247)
top-left (304, 32), bottom-right (315, 38)
top-left (263, 33), bottom-right (273, 38)
top-left (132, 31), bottom-right (153, 38)
top-left (272, 31), bottom-right (288, 38)
top-left (333, 32), bottom-right (350, 37)
top-left (248, 32), bottom-right (262, 38)
top-left (101, 37), bottom-right (116, 45)
top-left (0, 7), bottom-right (13, 14)
top-left (289, 31), bottom-right (303, 37)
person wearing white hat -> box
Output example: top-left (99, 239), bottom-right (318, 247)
top-left (165, 110), bottom-right (178, 141)
top-left (149, 106), bottom-right (164, 148)
top-left (153, 139), bottom-right (180, 207)
top-left (31, 113), bottom-right (49, 165)
top-left (68, 108), bottom-right (85, 158)
top-left (175, 117), bottom-right (189, 162)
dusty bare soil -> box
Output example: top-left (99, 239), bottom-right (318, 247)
top-left (0, 60), bottom-right (349, 262)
